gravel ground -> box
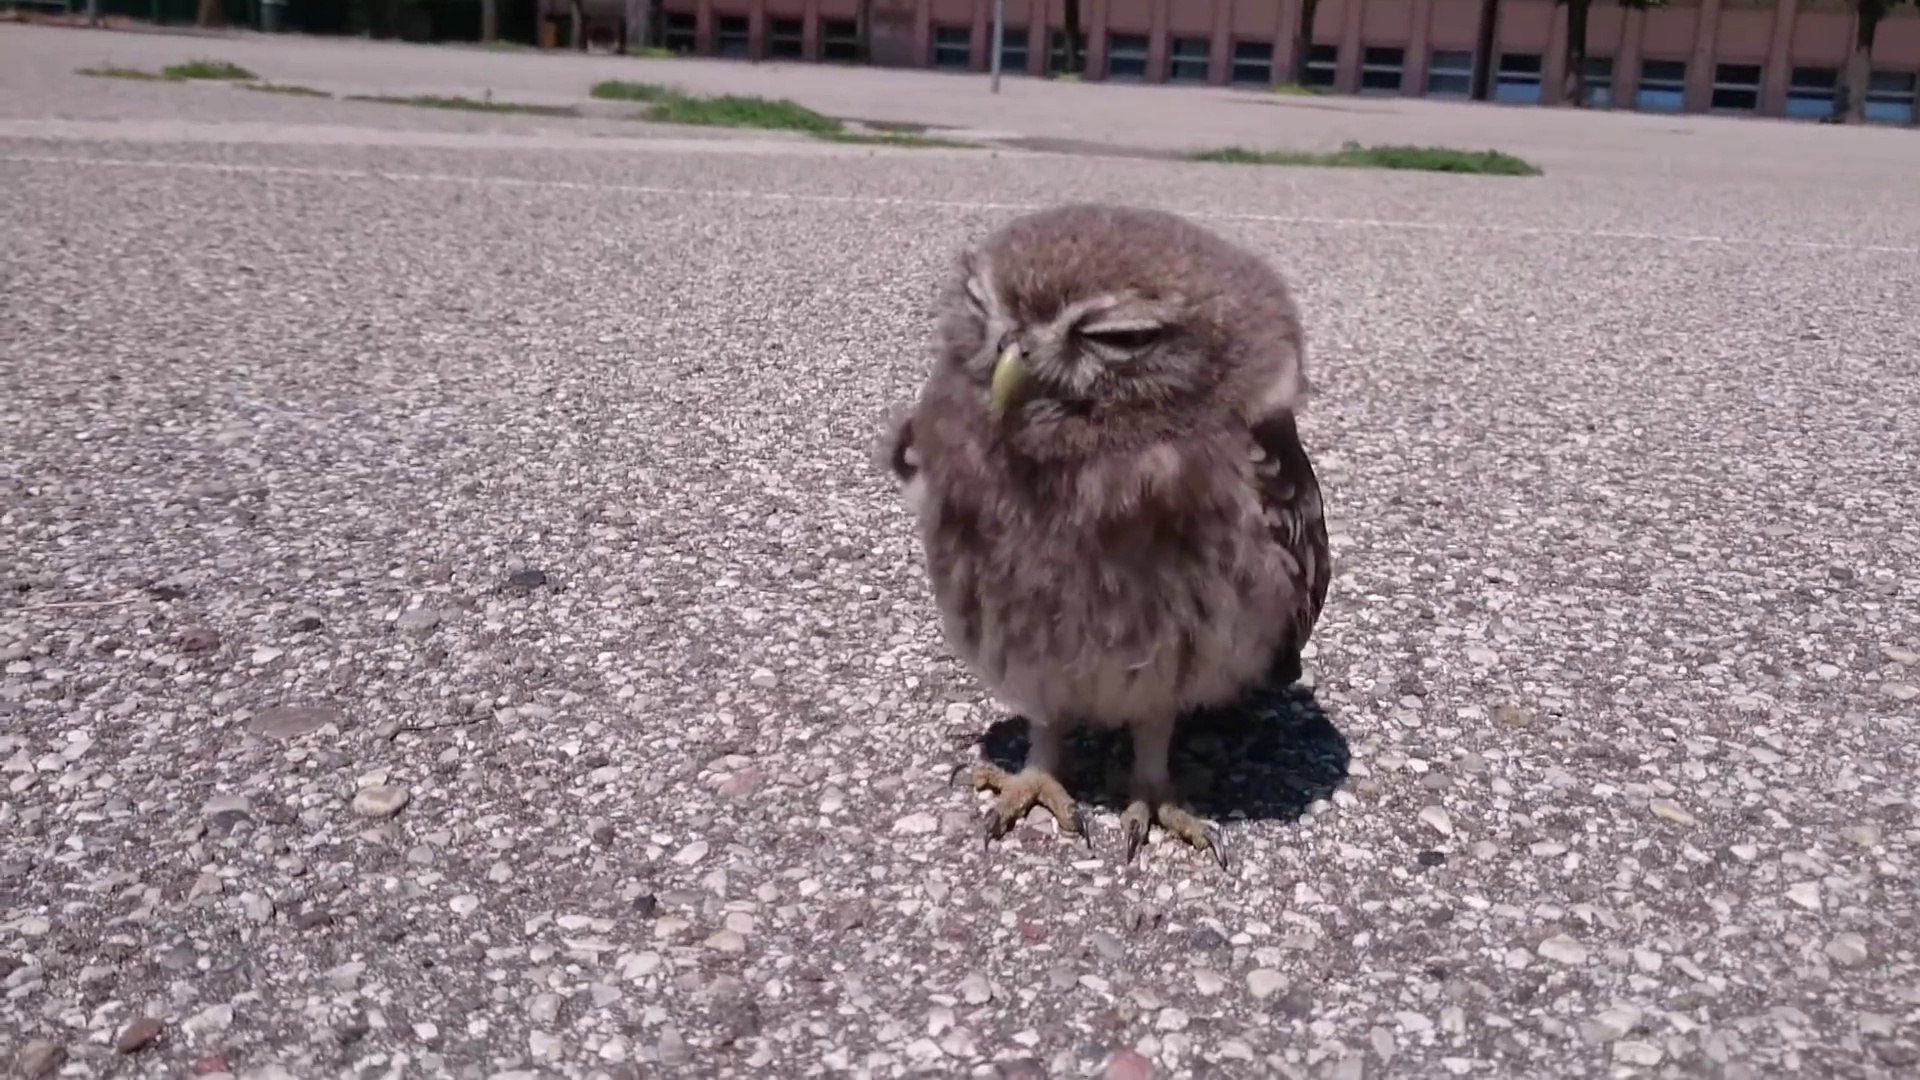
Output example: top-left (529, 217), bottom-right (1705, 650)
top-left (4, 22), bottom-right (1919, 1080)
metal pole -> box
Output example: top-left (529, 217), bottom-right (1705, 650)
top-left (989, 0), bottom-right (1005, 94)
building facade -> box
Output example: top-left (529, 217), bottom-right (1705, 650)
top-left (581, 0), bottom-right (1920, 124)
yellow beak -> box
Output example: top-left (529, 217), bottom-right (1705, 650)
top-left (989, 343), bottom-right (1027, 416)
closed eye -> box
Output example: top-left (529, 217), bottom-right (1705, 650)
top-left (1078, 322), bottom-right (1164, 352)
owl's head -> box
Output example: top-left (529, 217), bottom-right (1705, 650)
top-left (934, 203), bottom-right (1307, 460)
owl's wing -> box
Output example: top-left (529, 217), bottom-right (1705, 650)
top-left (1250, 412), bottom-right (1330, 686)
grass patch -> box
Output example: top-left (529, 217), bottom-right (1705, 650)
top-left (590, 79), bottom-right (673, 102)
top-left (78, 64), bottom-right (173, 81)
top-left (1187, 142), bottom-right (1541, 176)
top-left (485, 40), bottom-right (531, 51)
top-left (1270, 82), bottom-right (1325, 96)
top-left (346, 93), bottom-right (578, 117)
top-left (639, 91), bottom-right (841, 133)
top-left (243, 83), bottom-right (331, 98)
top-left (819, 130), bottom-right (978, 149)
top-left (1049, 72), bottom-right (1082, 83)
top-left (161, 59), bottom-right (257, 80)
top-left (631, 46), bottom-right (679, 59)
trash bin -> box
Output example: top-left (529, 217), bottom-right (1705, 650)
top-left (260, 0), bottom-right (287, 33)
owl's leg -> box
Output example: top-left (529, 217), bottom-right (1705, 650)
top-left (1119, 715), bottom-right (1228, 869)
top-left (962, 718), bottom-right (1086, 847)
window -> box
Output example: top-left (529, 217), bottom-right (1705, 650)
top-left (1635, 58), bottom-right (1687, 112)
top-left (714, 13), bottom-right (750, 58)
top-left (1106, 33), bottom-right (1148, 81)
top-left (1864, 70), bottom-right (1917, 124)
top-left (662, 11), bottom-right (696, 55)
top-left (1230, 39), bottom-right (1273, 86)
top-left (767, 17), bottom-right (803, 59)
top-left (1494, 52), bottom-right (1543, 104)
top-left (1048, 29), bottom-right (1085, 74)
top-left (1170, 37), bottom-right (1210, 83)
top-left (821, 19), bottom-right (861, 62)
top-left (992, 25), bottom-right (1028, 74)
top-left (1304, 43), bottom-right (1338, 88)
top-left (1582, 55), bottom-right (1614, 107)
top-left (1360, 46), bottom-right (1404, 93)
top-left (1426, 48), bottom-right (1473, 98)
top-left (932, 24), bottom-right (971, 69)
top-left (1709, 62), bottom-right (1761, 112)
top-left (1785, 66), bottom-right (1838, 119)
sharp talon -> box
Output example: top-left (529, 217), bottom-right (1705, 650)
top-left (947, 762), bottom-right (970, 788)
top-left (1123, 822), bottom-right (1146, 865)
top-left (1206, 824), bottom-right (1230, 871)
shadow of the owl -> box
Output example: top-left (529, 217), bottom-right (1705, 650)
top-left (976, 684), bottom-right (1351, 824)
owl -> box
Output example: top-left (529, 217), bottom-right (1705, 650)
top-left (883, 203), bottom-right (1331, 867)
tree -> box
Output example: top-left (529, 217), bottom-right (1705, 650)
top-left (1059, 0), bottom-right (1084, 75)
top-left (1559, 0), bottom-right (1664, 109)
top-left (1288, 0), bottom-right (1322, 89)
top-left (195, 0), bottom-right (219, 27)
top-left (1842, 0), bottom-right (1915, 122)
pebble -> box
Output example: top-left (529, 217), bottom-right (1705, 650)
top-left (1418, 805), bottom-right (1453, 837)
top-left (1192, 969), bottom-right (1225, 995)
top-left (1103, 1049), bottom-right (1152, 1080)
top-left (1786, 882), bottom-right (1822, 910)
top-left (1649, 798), bottom-right (1697, 827)
top-left (1880, 682), bottom-right (1918, 701)
top-left (958, 972), bottom-right (992, 1004)
top-left (249, 705), bottom-right (340, 739)
top-left (705, 928), bottom-right (746, 953)
top-left (201, 793), bottom-right (252, 818)
top-left (239, 892), bottom-right (274, 924)
top-left (16, 915), bottom-right (50, 936)
top-left (1537, 934), bottom-right (1588, 965)
top-left (14, 1041), bottom-right (62, 1078)
top-left (117, 1016), bottom-right (165, 1054)
top-left (749, 668), bottom-right (777, 688)
top-left (672, 840), bottom-right (709, 865)
top-left (449, 894), bottom-right (480, 916)
top-left (1246, 968), bottom-right (1287, 1000)
top-left (1582, 1006), bottom-right (1642, 1044)
top-left (351, 784), bottom-right (410, 818)
top-left (396, 608), bottom-right (441, 634)
top-left (184, 1003), bottom-right (234, 1036)
top-left (1613, 1041), bottom-right (1665, 1066)
top-left (1155, 1007), bottom-right (1189, 1032)
top-left (894, 812), bottom-right (939, 835)
top-left (1824, 932), bottom-right (1868, 966)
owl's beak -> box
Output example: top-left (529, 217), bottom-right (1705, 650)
top-left (989, 343), bottom-right (1028, 416)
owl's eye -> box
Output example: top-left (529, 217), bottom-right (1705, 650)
top-left (1077, 320), bottom-right (1165, 353)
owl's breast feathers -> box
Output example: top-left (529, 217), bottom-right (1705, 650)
top-left (887, 396), bottom-right (1330, 717)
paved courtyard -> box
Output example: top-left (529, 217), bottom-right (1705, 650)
top-left (3, 21), bottom-right (1918, 1080)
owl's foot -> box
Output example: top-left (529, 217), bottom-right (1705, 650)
top-left (1119, 797), bottom-right (1229, 870)
top-left (957, 762), bottom-right (1087, 848)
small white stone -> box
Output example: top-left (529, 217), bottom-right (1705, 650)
top-left (1192, 969), bottom-right (1226, 996)
top-left (1537, 934), bottom-right (1588, 966)
top-left (1631, 949), bottom-right (1663, 974)
top-left (1880, 682), bottom-right (1918, 701)
top-left (1246, 969), bottom-right (1287, 1000)
top-left (1786, 881), bottom-right (1822, 911)
top-left (1582, 1006), bottom-right (1643, 1044)
top-left (1156, 1007), bottom-right (1190, 1032)
top-left (957, 973), bottom-right (992, 1005)
top-left (449, 894), bottom-right (480, 916)
top-left (15, 916), bottom-right (50, 937)
top-left (599, 1035), bottom-right (630, 1063)
top-left (705, 928), bottom-right (746, 954)
top-left (1649, 798), bottom-right (1697, 827)
top-left (671, 840), bottom-right (709, 865)
top-left (351, 784), bottom-right (410, 819)
top-left (1824, 932), bottom-right (1868, 967)
top-left (1418, 805), bottom-right (1454, 837)
top-left (893, 812), bottom-right (939, 835)
top-left (749, 668), bottom-right (778, 688)
top-left (184, 1004), bottom-right (234, 1035)
top-left (414, 1021), bottom-right (439, 1042)
top-left (1612, 1041), bottom-right (1664, 1066)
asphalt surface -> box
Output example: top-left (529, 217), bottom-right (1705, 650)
top-left (3, 22), bottom-right (1919, 1080)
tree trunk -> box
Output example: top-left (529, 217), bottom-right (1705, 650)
top-left (570, 0), bottom-right (583, 50)
top-left (195, 0), bottom-right (218, 27)
top-left (1562, 0), bottom-right (1590, 107)
top-left (856, 0), bottom-right (871, 63)
top-left (1845, 3), bottom-right (1882, 123)
top-left (1290, 0), bottom-right (1321, 87)
top-left (1062, 0), bottom-right (1083, 74)
top-left (482, 0), bottom-right (497, 44)
top-left (1470, 0), bottom-right (1499, 101)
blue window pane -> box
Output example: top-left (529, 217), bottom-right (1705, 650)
top-left (1494, 77), bottom-right (1542, 104)
top-left (1783, 92), bottom-right (1833, 119)
top-left (1635, 87), bottom-right (1686, 112)
top-left (1863, 98), bottom-right (1915, 124)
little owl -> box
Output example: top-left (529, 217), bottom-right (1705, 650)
top-left (883, 203), bottom-right (1331, 867)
